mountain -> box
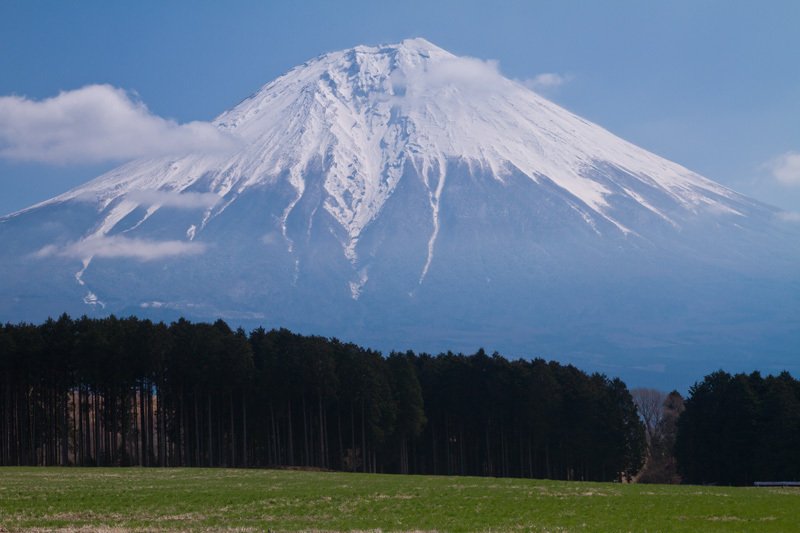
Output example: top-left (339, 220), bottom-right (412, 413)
top-left (2, 38), bottom-right (799, 387)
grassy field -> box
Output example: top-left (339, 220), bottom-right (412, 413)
top-left (0, 467), bottom-right (798, 532)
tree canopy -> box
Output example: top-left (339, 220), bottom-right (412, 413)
top-left (676, 370), bottom-right (800, 486)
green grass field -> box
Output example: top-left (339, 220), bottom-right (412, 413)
top-left (0, 467), bottom-right (797, 532)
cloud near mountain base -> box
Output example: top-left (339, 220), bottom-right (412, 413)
top-left (124, 190), bottom-right (222, 209)
top-left (35, 234), bottom-right (207, 261)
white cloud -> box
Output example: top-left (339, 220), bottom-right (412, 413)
top-left (521, 73), bottom-right (573, 92)
top-left (0, 85), bottom-right (239, 164)
top-left (36, 234), bottom-right (207, 261)
top-left (394, 59), bottom-right (573, 98)
top-left (394, 56), bottom-right (506, 99)
top-left (424, 57), bottom-right (503, 88)
top-left (770, 152), bottom-right (800, 186)
top-left (125, 190), bottom-right (222, 209)
top-left (777, 211), bottom-right (800, 223)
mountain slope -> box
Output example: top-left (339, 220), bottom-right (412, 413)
top-left (2, 38), bottom-right (799, 387)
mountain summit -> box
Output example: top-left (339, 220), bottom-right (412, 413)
top-left (2, 39), bottom-right (799, 386)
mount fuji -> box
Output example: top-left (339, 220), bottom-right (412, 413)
top-left (2, 39), bottom-right (799, 386)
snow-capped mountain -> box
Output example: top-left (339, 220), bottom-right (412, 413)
top-left (2, 39), bottom-right (799, 386)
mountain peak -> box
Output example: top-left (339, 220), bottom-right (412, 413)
top-left (398, 36), bottom-right (440, 50)
top-left (38, 39), bottom-right (748, 259)
top-left (216, 39), bottom-right (743, 238)
top-left (350, 37), bottom-right (446, 56)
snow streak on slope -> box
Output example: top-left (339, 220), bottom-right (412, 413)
top-left (418, 155), bottom-right (447, 284)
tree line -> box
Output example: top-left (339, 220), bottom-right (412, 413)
top-left (0, 314), bottom-right (646, 481)
top-left (675, 370), bottom-right (800, 486)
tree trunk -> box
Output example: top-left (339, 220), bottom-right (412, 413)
top-left (431, 423), bottom-right (437, 475)
top-left (459, 422), bottom-right (465, 476)
top-left (139, 384), bottom-right (147, 467)
top-left (193, 395), bottom-right (200, 467)
top-left (445, 416), bottom-right (450, 476)
top-left (207, 393), bottom-right (213, 467)
top-left (78, 388), bottom-right (84, 465)
top-left (361, 398), bottom-right (366, 474)
top-left (180, 388), bottom-right (186, 466)
top-left (147, 382), bottom-right (154, 466)
top-left (3, 375), bottom-right (10, 465)
top-left (302, 395), bottom-right (309, 467)
top-left (336, 400), bottom-right (344, 471)
top-left (545, 443), bottom-right (551, 479)
top-left (241, 390), bottom-right (247, 468)
top-left (528, 432), bottom-right (533, 479)
top-left (158, 383), bottom-right (166, 467)
top-left (350, 399), bottom-right (356, 472)
top-left (401, 433), bottom-right (408, 475)
top-left (485, 419), bottom-right (492, 476)
top-left (269, 402), bottom-right (277, 465)
top-left (72, 390), bottom-right (79, 466)
top-left (318, 393), bottom-right (325, 469)
top-left (287, 400), bottom-right (294, 466)
top-left (94, 391), bottom-right (100, 467)
top-left (217, 399), bottom-right (223, 467)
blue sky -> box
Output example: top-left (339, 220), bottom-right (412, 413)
top-left (1, 0), bottom-right (798, 215)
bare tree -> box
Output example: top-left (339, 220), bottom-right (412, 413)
top-left (636, 390), bottom-right (685, 484)
top-left (631, 388), bottom-right (667, 443)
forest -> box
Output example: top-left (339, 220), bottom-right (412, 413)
top-left (2, 314), bottom-right (799, 486)
top-left (0, 314), bottom-right (645, 481)
top-left (675, 369), bottom-right (800, 485)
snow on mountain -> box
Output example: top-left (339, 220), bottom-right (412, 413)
top-left (28, 39), bottom-right (746, 260)
top-left (2, 38), bottom-right (799, 388)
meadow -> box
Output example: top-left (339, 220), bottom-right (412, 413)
top-left (0, 467), bottom-right (796, 532)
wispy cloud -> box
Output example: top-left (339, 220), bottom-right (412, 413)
top-left (520, 73), bottom-right (573, 93)
top-left (36, 234), bottom-right (207, 261)
top-left (0, 85), bottom-right (239, 164)
top-left (770, 151), bottom-right (800, 186)
top-left (125, 190), bottom-right (222, 209)
top-left (777, 211), bottom-right (800, 223)
top-left (392, 56), bottom-right (506, 98)
top-left (423, 57), bottom-right (503, 89)
top-left (393, 58), bottom-right (574, 98)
